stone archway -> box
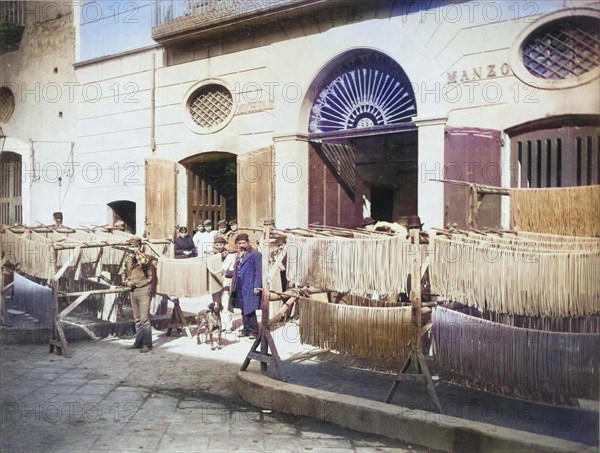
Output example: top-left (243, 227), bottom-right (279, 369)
top-left (306, 51), bottom-right (419, 227)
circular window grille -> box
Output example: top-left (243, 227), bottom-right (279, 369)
top-left (189, 84), bottom-right (233, 128)
top-left (522, 16), bottom-right (599, 80)
top-left (0, 87), bottom-right (15, 123)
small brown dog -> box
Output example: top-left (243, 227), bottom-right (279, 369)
top-left (196, 301), bottom-right (222, 350)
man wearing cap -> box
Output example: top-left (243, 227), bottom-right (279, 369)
top-left (226, 233), bottom-right (262, 338)
top-left (360, 216), bottom-right (377, 230)
top-left (215, 220), bottom-right (228, 241)
top-left (225, 219), bottom-right (238, 253)
top-left (193, 219), bottom-right (216, 255)
top-left (120, 236), bottom-right (155, 353)
top-left (405, 214), bottom-right (424, 230)
top-left (210, 236), bottom-right (234, 331)
top-left (52, 212), bottom-right (63, 227)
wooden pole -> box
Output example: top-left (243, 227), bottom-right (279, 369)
top-left (59, 288), bottom-right (131, 297)
top-left (411, 229), bottom-right (422, 354)
top-left (385, 228), bottom-right (442, 412)
top-left (260, 220), bottom-right (272, 371)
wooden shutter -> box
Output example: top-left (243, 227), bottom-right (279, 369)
top-left (308, 142), bottom-right (358, 228)
top-left (0, 151), bottom-right (22, 225)
top-left (510, 126), bottom-right (600, 188)
top-left (444, 128), bottom-right (502, 229)
top-left (145, 158), bottom-right (177, 239)
top-left (237, 147), bottom-right (274, 229)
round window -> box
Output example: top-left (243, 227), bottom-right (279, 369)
top-left (187, 83), bottom-right (234, 133)
top-left (511, 9), bottom-right (600, 89)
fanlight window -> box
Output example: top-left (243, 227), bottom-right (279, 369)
top-left (309, 54), bottom-right (416, 134)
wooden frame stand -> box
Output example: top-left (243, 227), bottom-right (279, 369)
top-left (385, 229), bottom-right (442, 412)
top-left (241, 218), bottom-right (286, 381)
top-left (165, 297), bottom-right (191, 337)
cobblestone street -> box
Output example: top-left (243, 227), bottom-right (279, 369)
top-left (0, 333), bottom-right (434, 453)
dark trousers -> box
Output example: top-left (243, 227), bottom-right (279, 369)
top-left (130, 286), bottom-right (152, 348)
top-left (242, 311), bottom-right (258, 335)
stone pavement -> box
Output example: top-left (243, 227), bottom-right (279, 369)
top-left (272, 350), bottom-right (599, 446)
top-left (1, 320), bottom-right (598, 453)
top-left (0, 327), bottom-right (435, 453)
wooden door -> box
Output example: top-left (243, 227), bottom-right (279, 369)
top-left (308, 142), bottom-right (359, 228)
top-left (145, 159), bottom-right (177, 239)
top-left (444, 128), bottom-right (502, 229)
top-left (187, 169), bottom-right (227, 230)
top-left (237, 147), bottom-right (274, 229)
top-left (0, 151), bottom-right (22, 225)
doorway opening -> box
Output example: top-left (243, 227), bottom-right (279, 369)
top-left (107, 200), bottom-right (136, 233)
top-left (182, 152), bottom-right (237, 231)
top-left (307, 51), bottom-right (418, 227)
top-left (309, 131), bottom-right (418, 227)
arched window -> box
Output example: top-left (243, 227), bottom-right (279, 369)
top-left (309, 53), bottom-right (417, 134)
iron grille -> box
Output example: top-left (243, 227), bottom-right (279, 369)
top-left (189, 84), bottom-right (233, 128)
top-left (0, 87), bottom-right (15, 123)
top-left (522, 17), bottom-right (600, 80)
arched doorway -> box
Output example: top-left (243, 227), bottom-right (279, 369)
top-left (307, 51), bottom-right (418, 227)
top-left (181, 152), bottom-right (237, 231)
top-left (107, 200), bottom-right (136, 233)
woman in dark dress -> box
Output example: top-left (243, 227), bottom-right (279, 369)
top-left (174, 226), bottom-right (197, 258)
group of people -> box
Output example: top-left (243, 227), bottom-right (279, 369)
top-left (174, 218), bottom-right (239, 258)
top-left (121, 220), bottom-right (263, 352)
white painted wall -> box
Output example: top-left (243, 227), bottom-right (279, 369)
top-left (5, 1), bottom-right (598, 231)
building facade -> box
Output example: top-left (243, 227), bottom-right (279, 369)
top-left (1, 0), bottom-right (598, 236)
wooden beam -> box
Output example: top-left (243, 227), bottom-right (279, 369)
top-left (268, 296), bottom-right (297, 325)
top-left (58, 291), bottom-right (92, 319)
top-left (60, 288), bottom-right (130, 297)
top-left (52, 246), bottom-right (81, 282)
top-left (61, 319), bottom-right (100, 341)
top-left (267, 247), bottom-right (286, 284)
top-left (1, 282), bottom-right (14, 296)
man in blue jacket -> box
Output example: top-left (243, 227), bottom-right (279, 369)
top-left (227, 233), bottom-right (262, 338)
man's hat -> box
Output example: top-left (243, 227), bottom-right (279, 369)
top-left (53, 211), bottom-right (63, 220)
top-left (406, 215), bottom-right (424, 229)
top-left (126, 236), bottom-right (143, 245)
top-left (203, 219), bottom-right (212, 226)
top-left (235, 233), bottom-right (250, 243)
top-left (214, 236), bottom-right (227, 244)
top-left (360, 217), bottom-right (376, 228)
top-left (217, 220), bottom-right (227, 228)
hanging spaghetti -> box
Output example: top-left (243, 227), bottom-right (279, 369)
top-left (510, 185), bottom-right (600, 237)
top-left (433, 307), bottom-right (599, 400)
top-left (156, 254), bottom-right (223, 298)
top-left (0, 228), bottom-right (55, 279)
top-left (299, 297), bottom-right (413, 359)
top-left (429, 233), bottom-right (600, 317)
top-left (285, 233), bottom-right (411, 297)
